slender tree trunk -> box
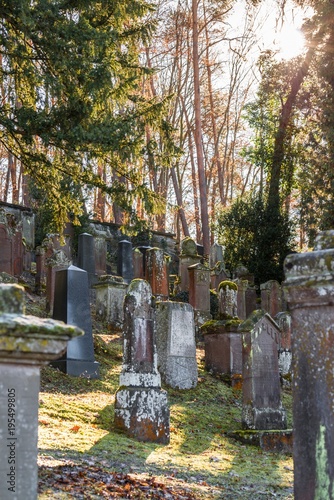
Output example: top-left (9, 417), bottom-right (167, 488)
top-left (192, 0), bottom-right (210, 257)
top-left (170, 166), bottom-right (190, 238)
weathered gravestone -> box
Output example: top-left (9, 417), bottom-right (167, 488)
top-left (0, 284), bottom-right (82, 500)
top-left (240, 310), bottom-right (287, 430)
top-left (93, 275), bottom-right (128, 331)
top-left (145, 247), bottom-right (169, 300)
top-left (202, 281), bottom-right (242, 387)
top-left (275, 311), bottom-right (292, 387)
top-left (260, 280), bottom-right (282, 317)
top-left (114, 280), bottom-right (170, 443)
top-left (178, 237), bottom-right (202, 292)
top-left (155, 301), bottom-right (198, 389)
top-left (117, 240), bottom-right (134, 284)
top-left (51, 265), bottom-right (100, 378)
top-left (209, 242), bottom-right (224, 268)
top-left (188, 262), bottom-right (211, 340)
top-left (284, 230), bottom-right (334, 500)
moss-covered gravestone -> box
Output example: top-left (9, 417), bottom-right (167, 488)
top-left (284, 230), bottom-right (334, 499)
top-left (0, 284), bottom-right (82, 500)
top-left (114, 280), bottom-right (170, 443)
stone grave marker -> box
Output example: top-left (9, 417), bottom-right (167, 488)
top-left (188, 262), bottom-right (211, 340)
top-left (117, 240), bottom-right (134, 284)
top-left (51, 265), bottom-right (100, 378)
top-left (209, 242), bottom-right (224, 268)
top-left (155, 301), bottom-right (198, 390)
top-left (145, 247), bottom-right (169, 300)
top-left (0, 284), bottom-right (82, 500)
top-left (94, 275), bottom-right (128, 331)
top-left (114, 279), bottom-right (170, 443)
top-left (284, 230), bottom-right (334, 499)
top-left (239, 310), bottom-right (287, 430)
top-left (260, 280), bottom-right (282, 317)
top-left (178, 237), bottom-right (202, 292)
top-left (77, 232), bottom-right (96, 286)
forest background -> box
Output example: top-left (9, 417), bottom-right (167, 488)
top-left (0, 0), bottom-right (332, 285)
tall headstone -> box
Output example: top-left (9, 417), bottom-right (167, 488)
top-left (284, 230), bottom-right (334, 500)
top-left (94, 275), bottom-right (128, 331)
top-left (51, 265), bottom-right (100, 378)
top-left (77, 233), bottom-right (96, 286)
top-left (45, 250), bottom-right (71, 314)
top-left (240, 310), bottom-right (286, 430)
top-left (209, 242), bottom-right (224, 268)
top-left (145, 247), bottom-right (169, 300)
top-left (114, 280), bottom-right (170, 443)
top-left (0, 284), bottom-right (82, 500)
top-left (210, 261), bottom-right (228, 290)
top-left (179, 237), bottom-right (202, 292)
top-left (117, 240), bottom-right (134, 284)
top-left (260, 280), bottom-right (282, 317)
top-left (218, 281), bottom-right (238, 318)
top-left (155, 301), bottom-right (198, 389)
top-left (245, 286), bottom-right (258, 318)
top-left (133, 248), bottom-right (144, 279)
top-left (94, 236), bottom-right (107, 276)
top-left (234, 278), bottom-right (248, 320)
top-left (188, 262), bottom-right (211, 339)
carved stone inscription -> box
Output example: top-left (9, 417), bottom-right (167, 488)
top-left (169, 309), bottom-right (195, 357)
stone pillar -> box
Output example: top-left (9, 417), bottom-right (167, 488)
top-left (283, 230), bottom-right (334, 500)
top-left (51, 265), bottom-right (100, 378)
top-left (210, 262), bottom-right (228, 290)
top-left (240, 310), bottom-right (286, 430)
top-left (155, 301), bottom-right (198, 389)
top-left (93, 275), bottom-right (128, 331)
top-left (114, 280), bottom-right (170, 443)
top-left (0, 284), bottom-right (82, 500)
top-left (145, 247), bottom-right (169, 300)
top-left (260, 280), bottom-right (282, 317)
top-left (117, 240), bottom-right (134, 284)
top-left (77, 233), bottom-right (96, 286)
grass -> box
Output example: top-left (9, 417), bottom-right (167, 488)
top-left (36, 327), bottom-right (294, 499)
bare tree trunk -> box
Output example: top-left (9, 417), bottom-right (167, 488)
top-left (192, 0), bottom-right (210, 256)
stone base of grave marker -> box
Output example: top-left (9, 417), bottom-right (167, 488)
top-left (202, 320), bottom-right (242, 386)
top-left (114, 387), bottom-right (170, 443)
top-left (228, 430), bottom-right (293, 454)
top-left (155, 301), bottom-right (198, 390)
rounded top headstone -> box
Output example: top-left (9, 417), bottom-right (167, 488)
top-left (180, 237), bottom-right (197, 256)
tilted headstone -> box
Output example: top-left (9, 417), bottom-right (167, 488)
top-left (0, 284), bottom-right (82, 500)
top-left (114, 280), bottom-right (170, 443)
top-left (145, 247), bottom-right (169, 300)
top-left (239, 310), bottom-right (286, 430)
top-left (117, 240), bottom-right (134, 284)
top-left (284, 230), bottom-right (334, 499)
top-left (51, 265), bottom-right (100, 378)
top-left (93, 275), bottom-right (128, 331)
top-left (260, 280), bottom-right (282, 317)
top-left (155, 301), bottom-right (198, 390)
top-left (77, 233), bottom-right (96, 286)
